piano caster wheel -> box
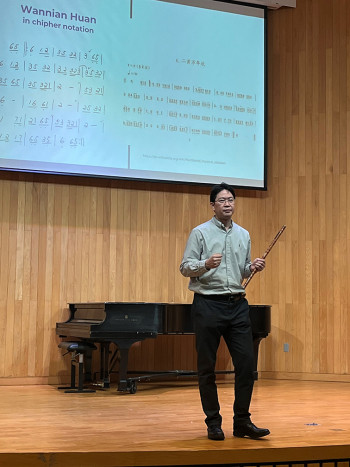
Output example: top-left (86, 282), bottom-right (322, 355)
top-left (129, 381), bottom-right (137, 394)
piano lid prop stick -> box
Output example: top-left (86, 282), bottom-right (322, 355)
top-left (243, 224), bottom-right (286, 289)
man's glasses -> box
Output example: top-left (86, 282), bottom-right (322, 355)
top-left (215, 197), bottom-right (235, 205)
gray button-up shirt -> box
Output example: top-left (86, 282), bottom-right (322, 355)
top-left (180, 216), bottom-right (252, 295)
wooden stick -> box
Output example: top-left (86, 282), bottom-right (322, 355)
top-left (243, 225), bottom-right (286, 289)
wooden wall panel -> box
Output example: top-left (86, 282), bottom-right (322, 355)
top-left (260, 0), bottom-right (350, 381)
top-left (1, 0), bottom-right (350, 383)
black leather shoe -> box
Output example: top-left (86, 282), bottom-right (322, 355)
top-left (207, 426), bottom-right (225, 440)
top-left (233, 422), bottom-right (270, 439)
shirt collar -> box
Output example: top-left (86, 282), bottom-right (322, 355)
top-left (212, 216), bottom-right (233, 231)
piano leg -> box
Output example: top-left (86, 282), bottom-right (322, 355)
top-left (113, 339), bottom-right (139, 393)
top-left (117, 348), bottom-right (131, 392)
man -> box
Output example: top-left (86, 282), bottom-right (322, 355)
top-left (179, 182), bottom-right (270, 441)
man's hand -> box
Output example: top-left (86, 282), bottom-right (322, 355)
top-left (205, 254), bottom-right (222, 270)
top-left (250, 257), bottom-right (265, 272)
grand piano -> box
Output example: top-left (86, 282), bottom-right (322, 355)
top-left (56, 302), bottom-right (271, 393)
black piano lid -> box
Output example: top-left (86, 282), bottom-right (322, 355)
top-left (62, 302), bottom-right (270, 336)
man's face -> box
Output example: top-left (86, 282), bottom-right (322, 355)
top-left (211, 189), bottom-right (235, 222)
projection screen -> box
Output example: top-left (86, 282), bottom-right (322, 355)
top-left (0, 0), bottom-right (266, 188)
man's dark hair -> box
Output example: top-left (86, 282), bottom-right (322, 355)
top-left (210, 182), bottom-right (236, 203)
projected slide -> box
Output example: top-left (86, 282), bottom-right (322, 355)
top-left (0, 0), bottom-right (266, 187)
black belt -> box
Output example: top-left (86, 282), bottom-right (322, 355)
top-left (201, 293), bottom-right (246, 302)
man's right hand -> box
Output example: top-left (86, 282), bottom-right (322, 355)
top-left (205, 253), bottom-right (223, 270)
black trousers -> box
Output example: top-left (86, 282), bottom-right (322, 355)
top-left (192, 293), bottom-right (255, 428)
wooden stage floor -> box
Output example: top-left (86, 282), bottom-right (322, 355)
top-left (1, 379), bottom-right (350, 467)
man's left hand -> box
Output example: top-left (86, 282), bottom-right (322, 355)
top-left (250, 258), bottom-right (265, 272)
